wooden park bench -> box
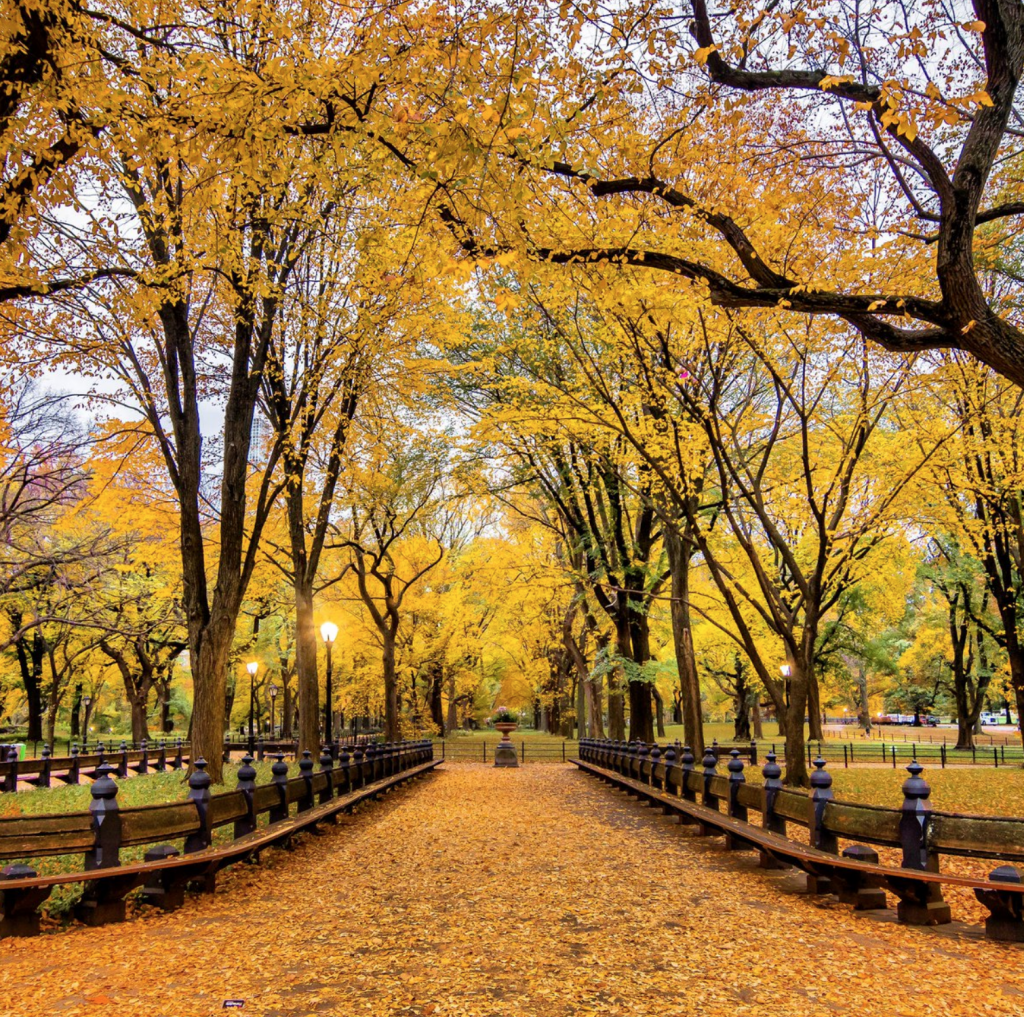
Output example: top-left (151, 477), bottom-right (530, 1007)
top-left (0, 740), bottom-right (439, 937)
top-left (3, 740), bottom-right (190, 792)
top-left (574, 738), bottom-right (1024, 943)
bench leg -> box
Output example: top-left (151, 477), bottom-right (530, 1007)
top-left (806, 873), bottom-right (834, 895)
top-left (976, 876), bottom-right (1024, 942)
top-left (75, 873), bottom-right (140, 927)
top-left (888, 875), bottom-right (951, 926)
top-left (758, 849), bottom-right (787, 870)
top-left (0, 886), bottom-right (51, 937)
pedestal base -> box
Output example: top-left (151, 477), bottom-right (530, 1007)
top-left (494, 741), bottom-right (519, 767)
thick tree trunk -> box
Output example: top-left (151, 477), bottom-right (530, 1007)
top-left (188, 611), bottom-right (235, 781)
top-left (282, 677), bottom-right (293, 738)
top-left (160, 678), bottom-right (173, 733)
top-left (446, 673), bottom-right (458, 734)
top-left (807, 674), bottom-right (824, 741)
top-left (665, 527), bottom-right (704, 755)
top-left (607, 665), bottom-right (626, 740)
top-left (383, 632), bottom-right (399, 740)
top-left (628, 614), bottom-right (654, 743)
top-left (293, 581), bottom-right (320, 755)
top-left (130, 695), bottom-right (149, 744)
top-left (652, 686), bottom-right (666, 738)
top-left (15, 629), bottom-right (44, 742)
top-left (70, 683), bottom-right (82, 739)
top-left (781, 654), bottom-right (811, 786)
top-left (856, 668), bottom-right (872, 733)
top-left (587, 676), bottom-right (604, 737)
top-left (429, 665), bottom-right (445, 736)
top-left (751, 698), bottom-right (763, 740)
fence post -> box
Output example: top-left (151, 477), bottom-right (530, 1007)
top-left (339, 744), bottom-right (352, 794)
top-left (117, 742), bottom-right (129, 779)
top-left (320, 745), bottom-right (335, 805)
top-left (173, 738), bottom-right (183, 770)
top-left (1, 747), bottom-right (16, 794)
top-left (843, 744), bottom-right (848, 769)
top-left (234, 754), bottom-right (258, 837)
top-left (897, 760), bottom-right (951, 925)
top-left (681, 745), bottom-right (696, 803)
top-left (37, 745), bottom-right (51, 788)
top-left (701, 746), bottom-right (719, 810)
top-left (84, 760), bottom-right (121, 870)
top-left (297, 750), bottom-right (315, 812)
top-left (891, 746), bottom-right (897, 768)
top-left (725, 749), bottom-right (747, 852)
top-left (68, 743), bottom-right (80, 785)
top-left (185, 758), bottom-right (213, 854)
top-left (270, 752), bottom-right (290, 823)
top-left (759, 751), bottom-right (786, 869)
top-left (807, 756), bottom-right (837, 894)
top-left (75, 759), bottom-right (124, 925)
top-left (137, 739), bottom-right (149, 775)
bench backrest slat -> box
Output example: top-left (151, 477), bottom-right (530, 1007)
top-left (120, 803), bottom-right (200, 846)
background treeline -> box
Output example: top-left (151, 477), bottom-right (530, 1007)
top-left (3, 0), bottom-right (1024, 785)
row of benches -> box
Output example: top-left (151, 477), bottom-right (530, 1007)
top-left (574, 738), bottom-right (1024, 942)
top-left (0, 740), bottom-right (439, 936)
top-left (3, 741), bottom-right (191, 792)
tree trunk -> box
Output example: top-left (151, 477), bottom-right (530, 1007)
top-left (652, 686), bottom-right (666, 738)
top-left (189, 612), bottom-right (235, 781)
top-left (15, 628), bottom-right (44, 742)
top-left (856, 667), bottom-right (872, 733)
top-left (446, 672), bottom-right (458, 734)
top-left (781, 655), bottom-right (811, 786)
top-left (607, 664), bottom-right (625, 740)
top-left (293, 581), bottom-right (320, 755)
top-left (807, 674), bottom-right (824, 741)
top-left (429, 665), bottom-right (445, 736)
top-left (383, 632), bottom-right (400, 740)
top-left (281, 677), bottom-right (293, 738)
top-left (70, 683), bottom-right (82, 739)
top-left (130, 695), bottom-right (149, 744)
top-left (627, 614), bottom-right (654, 743)
top-left (587, 676), bottom-right (604, 737)
top-left (665, 526), bottom-right (704, 755)
top-left (751, 698), bottom-right (763, 739)
top-left (160, 678), bottom-right (173, 733)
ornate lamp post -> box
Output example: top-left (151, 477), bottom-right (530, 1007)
top-left (780, 663), bottom-right (792, 713)
top-left (320, 621), bottom-right (338, 743)
top-left (246, 661), bottom-right (259, 754)
top-left (269, 683), bottom-right (278, 739)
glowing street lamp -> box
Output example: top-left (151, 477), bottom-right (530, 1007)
top-left (321, 621), bottom-right (338, 743)
top-left (780, 663), bottom-right (792, 710)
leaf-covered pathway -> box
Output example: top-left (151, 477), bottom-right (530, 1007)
top-left (2, 764), bottom-right (1023, 1017)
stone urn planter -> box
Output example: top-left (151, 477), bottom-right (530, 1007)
top-left (494, 721), bottom-right (519, 768)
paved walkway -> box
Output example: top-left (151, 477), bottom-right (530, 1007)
top-left (2, 764), bottom-right (1023, 1016)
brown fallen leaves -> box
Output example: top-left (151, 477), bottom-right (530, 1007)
top-left (2, 764), bottom-right (1024, 1017)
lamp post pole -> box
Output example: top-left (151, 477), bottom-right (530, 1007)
top-left (320, 622), bottom-right (338, 744)
top-left (246, 662), bottom-right (259, 755)
top-left (269, 684), bottom-right (278, 740)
